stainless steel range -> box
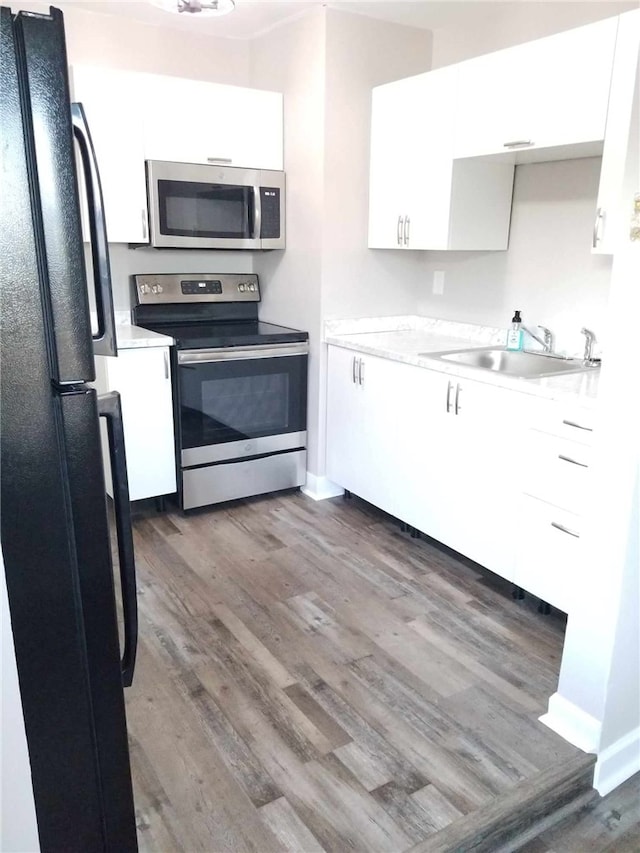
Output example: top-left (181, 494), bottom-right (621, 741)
top-left (133, 273), bottom-right (308, 511)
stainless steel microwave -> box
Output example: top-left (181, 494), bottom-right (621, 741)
top-left (145, 160), bottom-right (285, 250)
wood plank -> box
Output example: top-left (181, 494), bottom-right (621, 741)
top-left (408, 752), bottom-right (596, 853)
top-left (258, 797), bottom-right (326, 853)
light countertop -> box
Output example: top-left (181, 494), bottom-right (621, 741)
top-left (112, 312), bottom-right (174, 350)
top-left (324, 316), bottom-right (599, 407)
top-left (115, 324), bottom-right (174, 350)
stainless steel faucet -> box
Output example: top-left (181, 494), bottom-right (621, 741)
top-left (523, 324), bottom-right (554, 352)
top-left (581, 327), bottom-right (596, 364)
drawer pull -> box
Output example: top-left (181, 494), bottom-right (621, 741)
top-left (551, 521), bottom-right (580, 539)
top-left (562, 419), bottom-right (593, 432)
top-left (558, 454), bottom-right (588, 468)
top-left (352, 356), bottom-right (358, 384)
top-left (503, 139), bottom-right (534, 148)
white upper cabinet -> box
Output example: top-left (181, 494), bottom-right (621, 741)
top-left (70, 65), bottom-right (148, 244)
top-left (593, 9), bottom-right (640, 254)
top-left (368, 67), bottom-right (514, 251)
top-left (141, 74), bottom-right (283, 171)
top-left (454, 16), bottom-right (619, 160)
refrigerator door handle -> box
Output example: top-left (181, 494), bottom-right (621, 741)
top-left (98, 391), bottom-right (138, 687)
top-left (71, 102), bottom-right (117, 358)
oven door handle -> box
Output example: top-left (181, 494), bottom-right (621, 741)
top-left (178, 342), bottom-right (309, 365)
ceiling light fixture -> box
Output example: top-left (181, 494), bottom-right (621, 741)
top-left (150, 0), bottom-right (236, 17)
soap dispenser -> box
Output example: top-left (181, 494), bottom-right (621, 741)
top-left (506, 310), bottom-right (524, 351)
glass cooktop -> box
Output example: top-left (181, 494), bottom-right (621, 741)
top-left (139, 320), bottom-right (308, 350)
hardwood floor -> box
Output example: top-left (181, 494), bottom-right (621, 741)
top-left (122, 491), bottom-right (634, 851)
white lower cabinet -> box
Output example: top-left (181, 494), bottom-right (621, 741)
top-left (95, 347), bottom-right (176, 502)
top-left (515, 498), bottom-right (582, 615)
top-left (326, 345), bottom-right (596, 613)
top-left (326, 346), bottom-right (531, 583)
top-left (514, 402), bottom-right (595, 612)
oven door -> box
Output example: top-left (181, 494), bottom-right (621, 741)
top-left (177, 343), bottom-right (308, 468)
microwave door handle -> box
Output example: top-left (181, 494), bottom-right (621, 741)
top-left (71, 103), bottom-right (117, 358)
top-left (253, 186), bottom-right (262, 241)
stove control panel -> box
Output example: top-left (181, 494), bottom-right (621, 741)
top-left (134, 273), bottom-right (260, 304)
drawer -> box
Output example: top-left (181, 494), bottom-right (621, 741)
top-left (516, 496), bottom-right (583, 614)
top-left (522, 432), bottom-right (593, 513)
top-left (529, 400), bottom-right (596, 445)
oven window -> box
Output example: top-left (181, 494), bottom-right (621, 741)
top-left (158, 180), bottom-right (253, 239)
top-left (179, 354), bottom-right (307, 448)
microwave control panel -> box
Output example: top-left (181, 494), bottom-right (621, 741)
top-left (260, 187), bottom-right (281, 239)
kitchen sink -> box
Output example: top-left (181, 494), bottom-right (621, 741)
top-left (420, 347), bottom-right (598, 379)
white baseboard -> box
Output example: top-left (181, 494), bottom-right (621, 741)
top-left (301, 473), bottom-right (344, 501)
top-left (593, 726), bottom-right (640, 796)
top-left (539, 692), bottom-right (600, 754)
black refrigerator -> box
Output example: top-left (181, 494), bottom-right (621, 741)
top-left (1, 5), bottom-right (139, 850)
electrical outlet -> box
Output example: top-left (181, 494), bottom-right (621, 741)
top-left (433, 270), bottom-right (445, 295)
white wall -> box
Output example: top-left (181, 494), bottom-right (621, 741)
top-left (20, 1), bottom-right (250, 83)
top-left (416, 157), bottom-right (613, 356)
top-left (253, 9), bottom-right (432, 477)
top-left (250, 8), bottom-right (328, 477)
top-left (322, 9), bottom-right (433, 320)
top-left (1, 553), bottom-right (40, 853)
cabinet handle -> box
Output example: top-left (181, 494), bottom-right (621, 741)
top-left (446, 380), bottom-right (453, 413)
top-left (207, 156), bottom-right (233, 163)
top-left (454, 383), bottom-right (461, 415)
top-left (358, 359), bottom-right (365, 386)
top-left (551, 521), bottom-right (580, 539)
top-left (558, 453), bottom-right (588, 468)
top-left (562, 419), bottom-right (593, 432)
top-left (352, 356), bottom-right (358, 384)
top-left (164, 350), bottom-right (169, 379)
top-left (404, 215), bottom-right (410, 246)
top-left (592, 207), bottom-right (604, 248)
top-left (397, 215), bottom-right (403, 246)
top-left (503, 139), bottom-right (534, 148)
top-left (141, 208), bottom-right (148, 241)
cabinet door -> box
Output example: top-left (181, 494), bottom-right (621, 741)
top-left (326, 347), bottom-right (413, 513)
top-left (367, 79), bottom-right (412, 248)
top-left (70, 66), bottom-right (148, 244)
top-left (97, 348), bottom-right (176, 501)
top-left (593, 9), bottom-right (640, 254)
top-left (368, 70), bottom-right (457, 250)
top-left (142, 75), bottom-right (283, 170)
top-left (326, 346), bottom-right (369, 495)
top-left (455, 17), bottom-right (618, 159)
top-left (449, 379), bottom-right (526, 581)
top-left (515, 496), bottom-right (583, 613)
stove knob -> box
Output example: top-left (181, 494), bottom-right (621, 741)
top-left (249, 283), bottom-right (256, 292)
top-left (239, 284), bottom-right (246, 292)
